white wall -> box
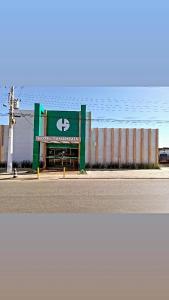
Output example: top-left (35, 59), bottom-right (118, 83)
top-left (13, 110), bottom-right (34, 162)
top-left (0, 125), bottom-right (8, 161)
top-left (85, 112), bottom-right (91, 163)
top-left (86, 128), bottom-right (159, 166)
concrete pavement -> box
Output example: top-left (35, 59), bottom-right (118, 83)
top-left (1, 167), bottom-right (169, 180)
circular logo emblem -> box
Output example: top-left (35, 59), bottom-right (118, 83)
top-left (56, 118), bottom-right (70, 132)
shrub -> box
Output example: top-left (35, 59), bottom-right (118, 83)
top-left (86, 162), bottom-right (160, 170)
top-left (13, 161), bottom-right (19, 168)
top-left (39, 161), bottom-right (45, 168)
top-left (85, 163), bottom-right (90, 169)
top-left (21, 160), bottom-right (32, 168)
top-left (0, 160), bottom-right (49, 170)
top-left (0, 161), bottom-right (7, 168)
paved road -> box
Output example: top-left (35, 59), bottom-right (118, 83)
top-left (0, 179), bottom-right (169, 213)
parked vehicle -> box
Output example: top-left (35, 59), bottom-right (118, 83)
top-left (159, 153), bottom-right (169, 163)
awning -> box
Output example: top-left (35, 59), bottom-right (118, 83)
top-left (36, 136), bottom-right (81, 144)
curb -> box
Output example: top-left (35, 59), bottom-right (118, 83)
top-left (1, 177), bottom-right (169, 181)
top-left (59, 177), bottom-right (169, 180)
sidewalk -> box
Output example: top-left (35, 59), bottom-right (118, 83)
top-left (1, 168), bottom-right (169, 181)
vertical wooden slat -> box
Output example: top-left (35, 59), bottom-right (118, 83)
top-left (0, 126), bottom-right (2, 161)
top-left (126, 128), bottom-right (129, 164)
top-left (103, 128), bottom-right (107, 164)
top-left (111, 128), bottom-right (114, 163)
top-left (140, 128), bottom-right (144, 164)
top-left (88, 112), bottom-right (92, 166)
top-left (2, 126), bottom-right (4, 161)
top-left (155, 129), bottom-right (159, 164)
top-left (2, 126), bottom-right (4, 146)
top-left (43, 112), bottom-right (47, 169)
top-left (133, 128), bottom-right (136, 164)
top-left (118, 128), bottom-right (122, 165)
top-left (148, 129), bottom-right (152, 164)
top-left (140, 128), bottom-right (143, 163)
top-left (95, 128), bottom-right (99, 164)
top-left (0, 126), bottom-right (5, 162)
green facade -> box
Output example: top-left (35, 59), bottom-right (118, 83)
top-left (47, 111), bottom-right (79, 137)
top-left (32, 104), bottom-right (87, 171)
top-left (80, 105), bottom-right (86, 172)
top-left (32, 103), bottom-right (44, 170)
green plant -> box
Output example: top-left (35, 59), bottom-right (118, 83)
top-left (13, 161), bottom-right (19, 168)
top-left (21, 160), bottom-right (32, 168)
top-left (87, 162), bottom-right (160, 170)
top-left (0, 161), bottom-right (7, 168)
top-left (39, 161), bottom-right (45, 168)
top-left (85, 163), bottom-right (90, 169)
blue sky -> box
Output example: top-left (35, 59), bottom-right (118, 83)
top-left (1, 87), bottom-right (169, 147)
top-left (0, 0), bottom-right (169, 85)
top-left (1, 2), bottom-right (169, 146)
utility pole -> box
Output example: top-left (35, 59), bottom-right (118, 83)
top-left (7, 86), bottom-right (15, 173)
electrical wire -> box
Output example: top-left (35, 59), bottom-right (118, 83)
top-left (1, 86), bottom-right (169, 128)
top-left (1, 113), bottom-right (169, 125)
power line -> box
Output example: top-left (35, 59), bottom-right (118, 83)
top-left (1, 112), bottom-right (169, 125)
top-left (2, 87), bottom-right (169, 124)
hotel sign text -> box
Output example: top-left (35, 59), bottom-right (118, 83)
top-left (36, 136), bottom-right (81, 144)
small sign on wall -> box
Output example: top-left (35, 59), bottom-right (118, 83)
top-left (36, 136), bottom-right (81, 144)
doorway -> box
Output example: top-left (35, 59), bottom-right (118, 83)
top-left (46, 147), bottom-right (79, 170)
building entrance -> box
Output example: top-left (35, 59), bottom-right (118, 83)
top-left (46, 147), bottom-right (79, 170)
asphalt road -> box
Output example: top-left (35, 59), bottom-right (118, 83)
top-left (0, 179), bottom-right (169, 213)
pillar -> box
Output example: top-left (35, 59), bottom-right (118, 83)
top-left (80, 105), bottom-right (86, 172)
top-left (32, 103), bottom-right (44, 170)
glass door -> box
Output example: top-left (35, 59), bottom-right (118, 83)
top-left (46, 147), bottom-right (79, 170)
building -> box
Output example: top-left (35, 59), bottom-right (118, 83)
top-left (33, 103), bottom-right (87, 171)
top-left (0, 103), bottom-right (159, 170)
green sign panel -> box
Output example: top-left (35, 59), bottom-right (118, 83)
top-left (47, 111), bottom-right (80, 137)
top-left (33, 104), bottom-right (87, 172)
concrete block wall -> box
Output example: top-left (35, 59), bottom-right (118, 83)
top-left (0, 110), bottom-right (53, 164)
top-left (85, 128), bottom-right (159, 166)
top-left (0, 125), bottom-right (8, 162)
top-left (85, 112), bottom-right (92, 164)
top-left (13, 110), bottom-right (34, 162)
